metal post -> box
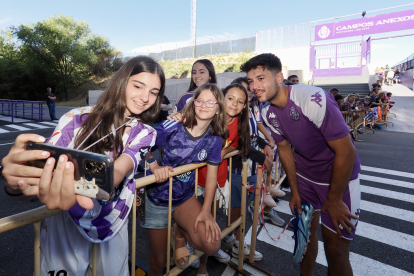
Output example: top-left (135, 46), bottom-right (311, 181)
top-left (211, 38), bottom-right (213, 56)
top-left (176, 44), bottom-right (178, 60)
top-left (228, 35), bottom-right (232, 53)
top-left (33, 221), bottom-right (41, 276)
top-left (166, 177), bottom-right (173, 273)
top-left (131, 188), bottom-right (137, 275)
top-left (92, 243), bottom-right (97, 276)
top-left (249, 165), bottom-right (263, 263)
top-left (227, 157), bottom-right (232, 227)
top-left (238, 159), bottom-right (248, 270)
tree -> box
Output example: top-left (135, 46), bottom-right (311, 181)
top-left (14, 15), bottom-right (113, 100)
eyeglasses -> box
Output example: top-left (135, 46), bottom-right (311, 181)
top-left (193, 99), bottom-right (218, 108)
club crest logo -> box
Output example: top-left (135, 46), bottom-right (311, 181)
top-left (290, 107), bottom-right (300, 121)
top-left (318, 26), bottom-right (331, 39)
top-left (198, 149), bottom-right (207, 161)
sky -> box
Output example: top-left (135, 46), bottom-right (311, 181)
top-left (1, 0), bottom-right (414, 68)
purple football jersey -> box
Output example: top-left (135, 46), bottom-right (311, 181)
top-left (262, 85), bottom-right (361, 184)
top-left (148, 120), bottom-right (222, 207)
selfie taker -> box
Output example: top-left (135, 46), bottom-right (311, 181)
top-left (1, 56), bottom-right (165, 276)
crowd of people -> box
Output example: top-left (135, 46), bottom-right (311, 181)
top-left (330, 81), bottom-right (395, 135)
top-left (2, 54), bottom-right (361, 276)
top-left (374, 65), bottom-right (400, 86)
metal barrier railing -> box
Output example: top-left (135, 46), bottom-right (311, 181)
top-left (0, 100), bottom-right (46, 124)
top-left (0, 149), bottom-right (286, 276)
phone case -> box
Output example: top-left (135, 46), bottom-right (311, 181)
top-left (25, 142), bottom-right (114, 201)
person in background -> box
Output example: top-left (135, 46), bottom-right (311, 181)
top-left (155, 95), bottom-right (172, 126)
top-left (386, 92), bottom-right (395, 109)
top-left (330, 88), bottom-right (339, 96)
top-left (288, 75), bottom-right (299, 84)
top-left (394, 69), bottom-right (400, 84)
top-left (45, 87), bottom-right (58, 121)
top-left (387, 68), bottom-right (394, 86)
top-left (174, 59), bottom-right (217, 113)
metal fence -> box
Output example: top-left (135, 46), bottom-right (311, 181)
top-left (394, 52), bottom-right (414, 72)
top-left (0, 100), bottom-right (46, 124)
top-left (256, 22), bottom-right (311, 51)
top-left (144, 37), bottom-right (256, 61)
top-left (313, 41), bottom-right (362, 69)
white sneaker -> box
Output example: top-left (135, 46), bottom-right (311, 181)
top-left (213, 249), bottom-right (230, 263)
top-left (270, 184), bottom-right (286, 197)
top-left (223, 233), bottom-right (235, 245)
top-left (232, 243), bottom-right (263, 261)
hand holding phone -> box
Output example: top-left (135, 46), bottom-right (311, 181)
top-left (26, 142), bottom-right (115, 202)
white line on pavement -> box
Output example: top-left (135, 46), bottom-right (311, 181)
top-left (360, 185), bottom-right (414, 203)
top-left (361, 165), bottom-right (414, 179)
top-left (0, 142), bottom-right (14, 146)
top-left (0, 128), bottom-right (10, 133)
top-left (39, 121), bottom-right (58, 126)
top-left (276, 200), bottom-right (414, 253)
top-left (23, 123), bottom-right (50, 129)
top-left (221, 266), bottom-right (236, 276)
top-left (255, 223), bottom-right (414, 276)
top-left (360, 174), bottom-right (414, 190)
top-left (360, 200), bottom-right (414, 223)
top-left (5, 124), bottom-right (30, 131)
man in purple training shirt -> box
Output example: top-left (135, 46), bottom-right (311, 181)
top-left (242, 54), bottom-right (360, 276)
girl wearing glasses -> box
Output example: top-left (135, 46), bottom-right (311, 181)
top-left (174, 59), bottom-right (217, 113)
top-left (142, 83), bottom-right (227, 276)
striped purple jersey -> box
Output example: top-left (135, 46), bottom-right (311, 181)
top-left (262, 85), bottom-right (361, 184)
top-left (46, 106), bottom-right (156, 242)
top-left (148, 120), bottom-right (222, 207)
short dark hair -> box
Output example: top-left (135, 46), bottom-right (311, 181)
top-left (288, 75), bottom-right (298, 80)
top-left (386, 92), bottom-right (392, 96)
top-left (334, 94), bottom-right (344, 101)
top-left (240, 53), bottom-right (282, 74)
top-left (283, 79), bottom-right (293, 85)
top-left (330, 88), bottom-right (339, 93)
top-left (231, 77), bottom-right (249, 87)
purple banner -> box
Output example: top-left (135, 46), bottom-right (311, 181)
top-left (315, 9), bottom-right (414, 41)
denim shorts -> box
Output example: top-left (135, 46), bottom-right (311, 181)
top-left (230, 172), bottom-right (257, 208)
top-left (140, 193), bottom-right (178, 229)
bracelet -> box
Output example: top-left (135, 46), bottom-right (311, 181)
top-left (4, 185), bottom-right (23, 197)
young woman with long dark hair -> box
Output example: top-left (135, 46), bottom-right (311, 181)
top-left (2, 56), bottom-right (165, 276)
top-left (174, 59), bottom-right (217, 113)
top-left (142, 83), bottom-right (227, 276)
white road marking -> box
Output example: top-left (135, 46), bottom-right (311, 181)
top-left (360, 185), bottom-right (414, 203)
top-left (0, 142), bottom-right (14, 146)
top-left (361, 165), bottom-right (414, 179)
top-left (360, 174), bottom-right (414, 190)
top-left (5, 124), bottom-right (30, 131)
top-left (221, 266), bottom-right (236, 276)
top-left (23, 123), bottom-right (50, 129)
top-left (0, 128), bottom-right (10, 133)
top-left (256, 223), bottom-right (414, 276)
top-left (276, 200), bottom-right (414, 253)
top-left (39, 121), bottom-right (58, 126)
top-left (360, 200), bottom-right (414, 223)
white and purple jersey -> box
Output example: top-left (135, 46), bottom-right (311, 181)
top-left (47, 106), bottom-right (156, 242)
top-left (149, 120), bottom-right (222, 207)
top-left (174, 92), bottom-right (194, 113)
top-left (261, 84), bottom-right (361, 184)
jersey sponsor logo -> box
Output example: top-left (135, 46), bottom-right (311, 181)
top-left (269, 112), bottom-right (276, 118)
top-left (271, 119), bottom-right (280, 127)
top-left (198, 149), bottom-right (207, 161)
top-left (311, 92), bottom-right (323, 107)
top-left (290, 107), bottom-right (300, 121)
top-left (174, 171), bottom-right (192, 183)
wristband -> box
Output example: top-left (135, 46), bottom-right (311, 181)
top-left (4, 185), bottom-right (23, 197)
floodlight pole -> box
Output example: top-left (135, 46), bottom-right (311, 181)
top-left (191, 0), bottom-right (197, 58)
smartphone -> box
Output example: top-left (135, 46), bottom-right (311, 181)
top-left (25, 142), bottom-right (114, 202)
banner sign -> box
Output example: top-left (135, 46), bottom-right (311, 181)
top-left (315, 9), bottom-right (414, 41)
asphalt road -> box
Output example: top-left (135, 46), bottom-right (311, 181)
top-left (0, 106), bottom-right (413, 276)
